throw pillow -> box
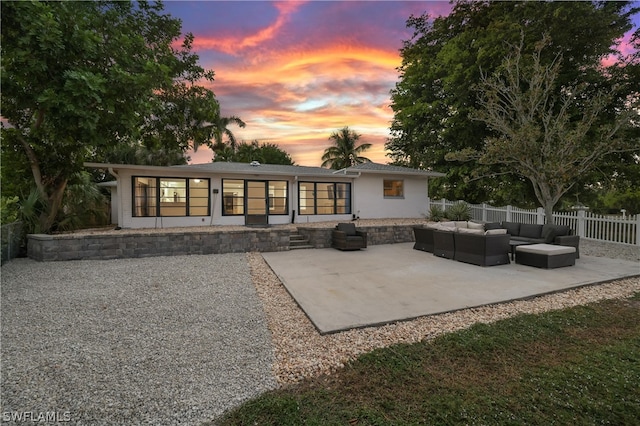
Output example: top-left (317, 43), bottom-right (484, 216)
top-left (542, 227), bottom-right (557, 244)
top-left (454, 221), bottom-right (469, 229)
top-left (484, 222), bottom-right (502, 230)
top-left (485, 229), bottom-right (508, 235)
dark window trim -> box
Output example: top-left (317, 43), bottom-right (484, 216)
top-left (267, 180), bottom-right (289, 216)
top-left (221, 179), bottom-right (290, 216)
top-left (222, 178), bottom-right (245, 216)
top-left (132, 176), bottom-right (211, 217)
top-left (298, 181), bottom-right (351, 215)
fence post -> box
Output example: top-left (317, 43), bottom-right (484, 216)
top-left (537, 207), bottom-right (545, 224)
top-left (441, 198), bottom-right (446, 211)
top-left (482, 203), bottom-right (487, 222)
top-left (577, 210), bottom-right (586, 238)
top-left (506, 205), bottom-right (512, 222)
top-left (636, 214), bottom-right (640, 246)
top-left (426, 196), bottom-right (431, 215)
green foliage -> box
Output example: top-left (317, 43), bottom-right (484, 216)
top-left (17, 189), bottom-right (48, 235)
top-left (445, 201), bottom-right (472, 221)
top-left (56, 172), bottom-right (108, 232)
top-left (467, 36), bottom-right (638, 222)
top-left (1, 1), bottom-right (220, 232)
top-left (387, 1), bottom-right (638, 206)
top-left (321, 127), bottom-right (372, 169)
top-left (214, 140), bottom-right (295, 165)
top-left (1, 196), bottom-right (20, 225)
top-left (428, 205), bottom-right (446, 222)
top-left (219, 295), bottom-right (640, 425)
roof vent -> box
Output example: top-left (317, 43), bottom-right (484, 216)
top-left (250, 160), bottom-right (261, 167)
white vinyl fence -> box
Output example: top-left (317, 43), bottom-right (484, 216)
top-left (427, 198), bottom-right (639, 246)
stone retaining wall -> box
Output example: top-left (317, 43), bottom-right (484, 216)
top-left (298, 224), bottom-right (416, 248)
top-left (28, 229), bottom-right (292, 262)
top-left (27, 225), bottom-right (418, 261)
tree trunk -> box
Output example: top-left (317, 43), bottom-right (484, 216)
top-left (40, 179), bottom-right (68, 232)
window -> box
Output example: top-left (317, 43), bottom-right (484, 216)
top-left (133, 177), bottom-right (210, 217)
top-left (384, 180), bottom-right (404, 198)
top-left (268, 181), bottom-right (288, 215)
top-left (299, 182), bottom-right (351, 215)
top-left (222, 180), bottom-right (289, 216)
top-left (222, 179), bottom-right (244, 215)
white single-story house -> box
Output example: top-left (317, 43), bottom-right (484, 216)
top-left (85, 161), bottom-right (445, 229)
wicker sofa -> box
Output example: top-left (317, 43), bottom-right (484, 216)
top-left (416, 221), bottom-right (510, 266)
top-left (491, 221), bottom-right (580, 258)
top-left (413, 220), bottom-right (578, 266)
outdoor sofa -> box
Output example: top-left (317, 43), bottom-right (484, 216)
top-left (414, 220), bottom-right (579, 266)
top-left (419, 221), bottom-right (511, 266)
top-left (490, 222), bottom-right (580, 258)
top-left (332, 223), bottom-right (367, 251)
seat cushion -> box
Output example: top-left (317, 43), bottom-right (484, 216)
top-left (337, 223), bottom-right (357, 236)
top-left (520, 224), bottom-right (543, 239)
top-left (457, 227), bottom-right (484, 235)
top-left (516, 244), bottom-right (576, 255)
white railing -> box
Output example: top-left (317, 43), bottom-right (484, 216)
top-left (427, 198), bottom-right (639, 246)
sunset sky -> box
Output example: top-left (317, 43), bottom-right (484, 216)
top-left (162, 1), bottom-right (638, 167)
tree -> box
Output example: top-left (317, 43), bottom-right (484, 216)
top-left (450, 37), bottom-right (638, 223)
top-left (321, 127), bottom-right (372, 169)
top-left (1, 1), bottom-right (219, 232)
top-left (213, 140), bottom-right (294, 165)
top-left (204, 115), bottom-right (246, 152)
top-left (387, 1), bottom-right (638, 206)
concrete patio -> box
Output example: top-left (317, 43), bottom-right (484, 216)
top-left (262, 242), bottom-right (640, 334)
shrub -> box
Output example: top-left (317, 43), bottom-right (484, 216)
top-left (446, 202), bottom-right (472, 221)
top-left (428, 205), bottom-right (446, 222)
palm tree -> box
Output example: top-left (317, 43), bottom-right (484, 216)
top-left (321, 126), bottom-right (372, 169)
top-left (210, 115), bottom-right (246, 151)
top-left (193, 115), bottom-right (246, 154)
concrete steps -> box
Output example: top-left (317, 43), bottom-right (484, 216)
top-left (289, 233), bottom-right (313, 250)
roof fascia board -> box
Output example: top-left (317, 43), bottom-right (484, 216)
top-left (84, 162), bottom-right (359, 179)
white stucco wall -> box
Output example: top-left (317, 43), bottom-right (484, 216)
top-left (110, 168), bottom-right (428, 228)
top-left (353, 174), bottom-right (429, 219)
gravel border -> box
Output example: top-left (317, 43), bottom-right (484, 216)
top-left (249, 240), bottom-right (639, 385)
top-left (1, 254), bottom-right (276, 425)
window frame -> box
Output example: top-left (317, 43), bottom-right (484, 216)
top-left (298, 181), bottom-right (351, 215)
top-left (221, 179), bottom-right (245, 216)
top-left (132, 176), bottom-right (211, 217)
top-left (383, 179), bottom-right (404, 198)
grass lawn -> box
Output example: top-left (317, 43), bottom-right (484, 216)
top-left (217, 292), bottom-right (640, 425)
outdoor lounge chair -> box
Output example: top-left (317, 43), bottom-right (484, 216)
top-left (332, 223), bottom-right (367, 251)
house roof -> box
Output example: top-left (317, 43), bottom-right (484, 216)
top-left (343, 162), bottom-right (445, 177)
top-left (84, 161), bottom-right (445, 178)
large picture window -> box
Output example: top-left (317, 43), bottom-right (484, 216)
top-left (133, 177), bottom-right (210, 217)
top-left (223, 179), bottom-right (289, 216)
top-left (299, 182), bottom-right (351, 215)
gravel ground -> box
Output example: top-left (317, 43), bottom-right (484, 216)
top-left (1, 236), bottom-right (637, 424)
top-left (1, 254), bottom-right (276, 425)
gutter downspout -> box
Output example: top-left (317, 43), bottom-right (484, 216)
top-left (108, 168), bottom-right (123, 228)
